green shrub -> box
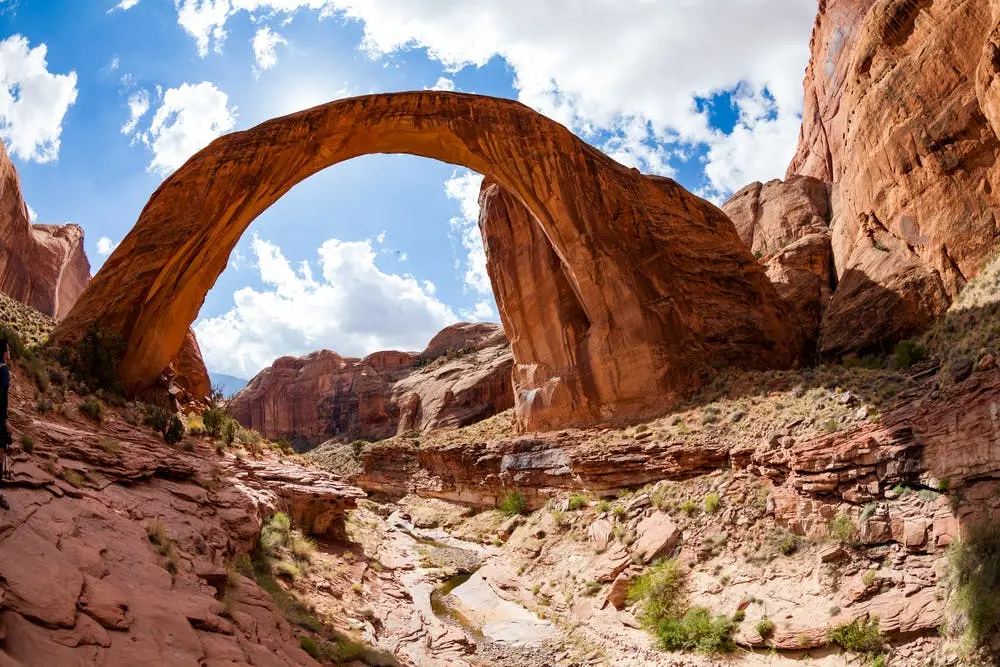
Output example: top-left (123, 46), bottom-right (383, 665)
top-left (679, 500), bottom-right (698, 516)
top-left (597, 499), bottom-right (611, 513)
top-left (892, 339), bottom-right (926, 369)
top-left (79, 396), bottom-right (105, 423)
top-left (19, 433), bottom-right (34, 453)
top-left (62, 325), bottom-right (126, 394)
top-left (627, 558), bottom-right (687, 627)
top-left (755, 618), bottom-right (775, 640)
top-left (779, 533), bottom-right (800, 556)
top-left (61, 469), bottom-right (86, 488)
top-left (164, 415), bottom-right (184, 444)
top-left (222, 417), bottom-right (238, 445)
top-left (582, 580), bottom-right (601, 596)
top-left (203, 406), bottom-right (228, 438)
top-left (299, 635), bottom-right (319, 658)
top-left (143, 404), bottom-right (168, 432)
top-left (567, 494), bottom-right (588, 511)
top-left (656, 607), bottom-right (736, 654)
top-left (829, 514), bottom-right (857, 543)
top-left (829, 616), bottom-right (884, 654)
top-left (498, 490), bottom-right (527, 516)
top-left (99, 437), bottom-right (120, 454)
top-left (948, 519), bottom-right (1000, 647)
top-left (704, 493), bottom-right (720, 514)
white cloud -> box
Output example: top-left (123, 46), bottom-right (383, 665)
top-left (321, 0), bottom-right (811, 196)
top-left (110, 0), bottom-right (142, 11)
top-left (0, 35), bottom-right (78, 163)
top-left (194, 233), bottom-right (458, 377)
top-left (120, 88), bottom-right (150, 135)
top-left (109, 56), bottom-right (120, 70)
top-left (444, 169), bottom-right (491, 295)
top-left (374, 230), bottom-right (386, 244)
top-left (461, 300), bottom-right (495, 322)
top-left (25, 202), bottom-right (35, 221)
top-left (139, 81), bottom-right (236, 176)
top-left (426, 76), bottom-right (455, 92)
top-left (252, 26), bottom-right (287, 73)
top-left (176, 0), bottom-right (333, 57)
top-left (96, 236), bottom-right (118, 256)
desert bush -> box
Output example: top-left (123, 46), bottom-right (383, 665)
top-left (829, 616), bottom-right (884, 654)
top-left (61, 325), bottom-right (126, 394)
top-left (143, 404), bottom-right (168, 432)
top-left (79, 396), bottom-right (105, 423)
top-left (627, 558), bottom-right (688, 627)
top-left (498, 490), bottom-right (527, 516)
top-left (948, 519), bottom-right (1000, 647)
top-left (567, 494), bottom-right (588, 511)
top-left (656, 607), bottom-right (736, 654)
top-left (829, 514), bottom-right (857, 543)
top-left (203, 406), bottom-right (228, 438)
top-left (755, 618), bottom-right (775, 640)
top-left (164, 415), bottom-right (184, 444)
top-left (704, 493), bottom-right (721, 514)
top-left (19, 433), bottom-right (34, 453)
top-left (679, 500), bottom-right (698, 516)
top-left (892, 339), bottom-right (926, 369)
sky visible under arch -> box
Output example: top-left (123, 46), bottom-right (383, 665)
top-left (0, 0), bottom-right (818, 379)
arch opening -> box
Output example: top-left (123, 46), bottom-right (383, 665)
top-left (53, 91), bottom-right (802, 431)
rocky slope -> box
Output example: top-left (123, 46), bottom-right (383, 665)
top-left (0, 142), bottom-right (90, 321)
top-left (228, 323), bottom-right (514, 447)
top-left (0, 350), bottom-right (365, 665)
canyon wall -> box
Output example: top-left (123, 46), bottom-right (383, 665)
top-left (228, 323), bottom-right (514, 446)
top-left (727, 0), bottom-right (1000, 358)
top-left (0, 143), bottom-right (91, 320)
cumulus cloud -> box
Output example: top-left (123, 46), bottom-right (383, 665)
top-left (252, 26), bottom-right (287, 72)
top-left (426, 76), bottom-right (455, 92)
top-left (461, 300), bottom-right (495, 322)
top-left (120, 88), bottom-right (150, 135)
top-left (194, 234), bottom-right (458, 377)
top-left (176, 0), bottom-right (333, 56)
top-left (110, 0), bottom-right (142, 11)
top-left (444, 169), bottom-right (491, 295)
top-left (0, 35), bottom-right (78, 163)
top-left (96, 236), bottom-right (118, 256)
top-left (326, 0), bottom-right (811, 195)
top-left (139, 81), bottom-right (236, 176)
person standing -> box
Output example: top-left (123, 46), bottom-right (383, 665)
top-left (0, 339), bottom-right (10, 510)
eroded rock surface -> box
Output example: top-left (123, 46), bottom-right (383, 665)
top-left (0, 363), bottom-right (362, 665)
top-left (228, 323), bottom-right (514, 445)
top-left (785, 0), bottom-right (1000, 354)
top-left (53, 91), bottom-right (800, 431)
top-left (0, 143), bottom-right (91, 320)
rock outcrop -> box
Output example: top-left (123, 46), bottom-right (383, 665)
top-left (53, 91), bottom-right (801, 431)
top-left (0, 143), bottom-right (91, 320)
top-left (783, 0), bottom-right (1000, 354)
top-left (228, 323), bottom-right (514, 446)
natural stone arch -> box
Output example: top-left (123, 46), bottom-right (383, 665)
top-left (53, 91), bottom-right (800, 430)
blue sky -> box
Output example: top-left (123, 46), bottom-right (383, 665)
top-left (0, 0), bottom-right (817, 379)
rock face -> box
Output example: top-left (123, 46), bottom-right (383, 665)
top-left (53, 91), bottom-right (800, 432)
top-left (782, 0), bottom-right (1000, 354)
top-left (722, 177), bottom-right (834, 355)
top-left (228, 323), bottom-right (515, 445)
top-left (0, 143), bottom-right (91, 320)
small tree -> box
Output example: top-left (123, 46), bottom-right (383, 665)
top-left (164, 415), bottom-right (184, 445)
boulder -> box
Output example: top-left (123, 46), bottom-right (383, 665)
top-left (632, 512), bottom-right (681, 564)
top-left (722, 175), bottom-right (830, 257)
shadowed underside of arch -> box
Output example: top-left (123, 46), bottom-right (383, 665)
top-left (52, 91), bottom-right (801, 431)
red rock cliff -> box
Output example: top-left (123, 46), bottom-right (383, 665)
top-left (0, 143), bottom-right (91, 320)
top-left (784, 0), bottom-right (1000, 355)
top-left (227, 323), bottom-right (514, 445)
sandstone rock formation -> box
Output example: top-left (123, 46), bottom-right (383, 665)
top-left (53, 91), bottom-right (800, 431)
top-left (783, 0), bottom-right (1000, 354)
top-left (228, 322), bottom-right (514, 445)
top-left (0, 143), bottom-right (91, 320)
top-left (722, 176), bottom-right (834, 354)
